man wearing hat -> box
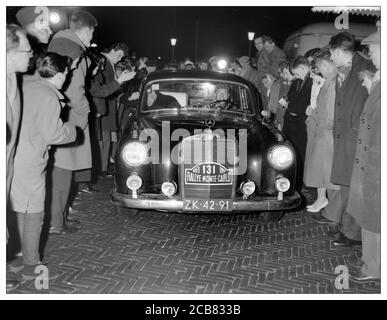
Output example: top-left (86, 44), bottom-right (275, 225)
top-left (347, 30), bottom-right (381, 282)
top-left (16, 6), bottom-right (53, 73)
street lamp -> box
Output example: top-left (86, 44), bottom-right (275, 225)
top-left (248, 32), bottom-right (255, 58)
top-left (170, 38), bottom-right (177, 62)
top-left (49, 12), bottom-right (61, 24)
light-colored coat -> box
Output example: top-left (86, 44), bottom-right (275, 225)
top-left (11, 76), bottom-right (76, 213)
top-left (48, 29), bottom-right (92, 170)
top-left (304, 70), bottom-right (340, 190)
top-left (347, 80), bottom-right (380, 233)
top-left (6, 73), bottom-right (21, 207)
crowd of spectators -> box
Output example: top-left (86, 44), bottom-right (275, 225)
top-left (5, 6), bottom-right (380, 290)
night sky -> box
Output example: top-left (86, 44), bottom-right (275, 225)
top-left (6, 6), bottom-right (377, 61)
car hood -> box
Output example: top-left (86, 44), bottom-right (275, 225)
top-left (138, 113), bottom-right (256, 134)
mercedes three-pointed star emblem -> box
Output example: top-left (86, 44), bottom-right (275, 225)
top-left (205, 118), bottom-right (215, 128)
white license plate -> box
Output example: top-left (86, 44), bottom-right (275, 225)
top-left (183, 199), bottom-right (232, 211)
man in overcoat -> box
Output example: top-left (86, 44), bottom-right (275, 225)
top-left (347, 30), bottom-right (380, 281)
top-left (47, 9), bottom-right (97, 234)
top-left (6, 23), bottom-right (32, 292)
top-left (328, 31), bottom-right (374, 247)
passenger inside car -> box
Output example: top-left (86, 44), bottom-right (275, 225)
top-left (146, 89), bottom-right (181, 109)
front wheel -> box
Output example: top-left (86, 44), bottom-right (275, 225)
top-left (260, 211), bottom-right (284, 222)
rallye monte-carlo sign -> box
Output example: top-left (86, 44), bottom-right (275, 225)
top-left (185, 162), bottom-right (233, 185)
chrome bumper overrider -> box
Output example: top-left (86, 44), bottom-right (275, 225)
top-left (111, 190), bottom-right (301, 212)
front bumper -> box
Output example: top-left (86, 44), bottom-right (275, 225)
top-left (111, 190), bottom-right (301, 213)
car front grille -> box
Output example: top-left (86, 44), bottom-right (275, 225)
top-left (179, 130), bottom-right (237, 199)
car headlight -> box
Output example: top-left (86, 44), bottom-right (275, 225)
top-left (268, 145), bottom-right (294, 170)
top-left (122, 142), bottom-right (147, 166)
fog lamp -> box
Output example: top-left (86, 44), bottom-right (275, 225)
top-left (275, 177), bottom-right (290, 192)
top-left (241, 180), bottom-right (256, 197)
top-left (161, 181), bottom-right (177, 197)
top-left (127, 174), bottom-right (142, 191)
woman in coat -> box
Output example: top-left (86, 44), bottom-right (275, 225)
top-left (283, 56), bottom-right (313, 190)
top-left (10, 53), bottom-right (76, 280)
top-left (304, 50), bottom-right (340, 212)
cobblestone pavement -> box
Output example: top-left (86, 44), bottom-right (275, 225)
top-left (7, 176), bottom-right (380, 294)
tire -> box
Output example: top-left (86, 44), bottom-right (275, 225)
top-left (116, 207), bottom-right (139, 215)
top-left (260, 211), bottom-right (284, 222)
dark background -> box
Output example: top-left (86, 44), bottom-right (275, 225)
top-left (6, 6), bottom-right (377, 61)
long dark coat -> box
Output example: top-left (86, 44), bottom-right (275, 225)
top-left (330, 53), bottom-right (374, 186)
top-left (89, 67), bottom-right (121, 138)
top-left (283, 76), bottom-right (313, 189)
top-left (99, 56), bottom-right (121, 132)
top-left (347, 81), bottom-right (380, 233)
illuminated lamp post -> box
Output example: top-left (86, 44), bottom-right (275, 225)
top-left (49, 12), bottom-right (61, 24)
top-left (248, 32), bottom-right (255, 58)
top-left (171, 38), bottom-right (177, 62)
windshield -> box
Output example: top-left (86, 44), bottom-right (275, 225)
top-left (140, 79), bottom-right (255, 116)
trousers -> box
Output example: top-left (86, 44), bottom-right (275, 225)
top-left (323, 185), bottom-right (361, 240)
top-left (99, 130), bottom-right (111, 172)
top-left (361, 229), bottom-right (380, 278)
top-left (50, 166), bottom-right (72, 229)
top-left (16, 211), bottom-right (44, 265)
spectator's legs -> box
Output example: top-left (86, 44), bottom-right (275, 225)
top-left (361, 229), bottom-right (380, 278)
top-left (340, 186), bottom-right (362, 241)
top-left (323, 188), bottom-right (342, 223)
top-left (17, 211), bottom-right (44, 266)
top-left (110, 131), bottom-right (119, 163)
top-left (50, 166), bottom-right (72, 230)
top-left (99, 130), bottom-right (111, 173)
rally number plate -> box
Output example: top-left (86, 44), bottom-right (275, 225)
top-left (183, 199), bottom-right (232, 211)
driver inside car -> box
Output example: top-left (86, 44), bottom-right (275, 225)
top-left (215, 84), bottom-right (229, 101)
top-left (147, 89), bottom-right (181, 109)
top-left (213, 85), bottom-right (238, 110)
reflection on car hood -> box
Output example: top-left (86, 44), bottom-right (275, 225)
top-left (140, 113), bottom-right (255, 132)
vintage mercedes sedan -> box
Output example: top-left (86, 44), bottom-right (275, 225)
top-left (111, 71), bottom-right (301, 221)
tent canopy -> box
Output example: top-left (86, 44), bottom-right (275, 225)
top-left (312, 6), bottom-right (381, 17)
